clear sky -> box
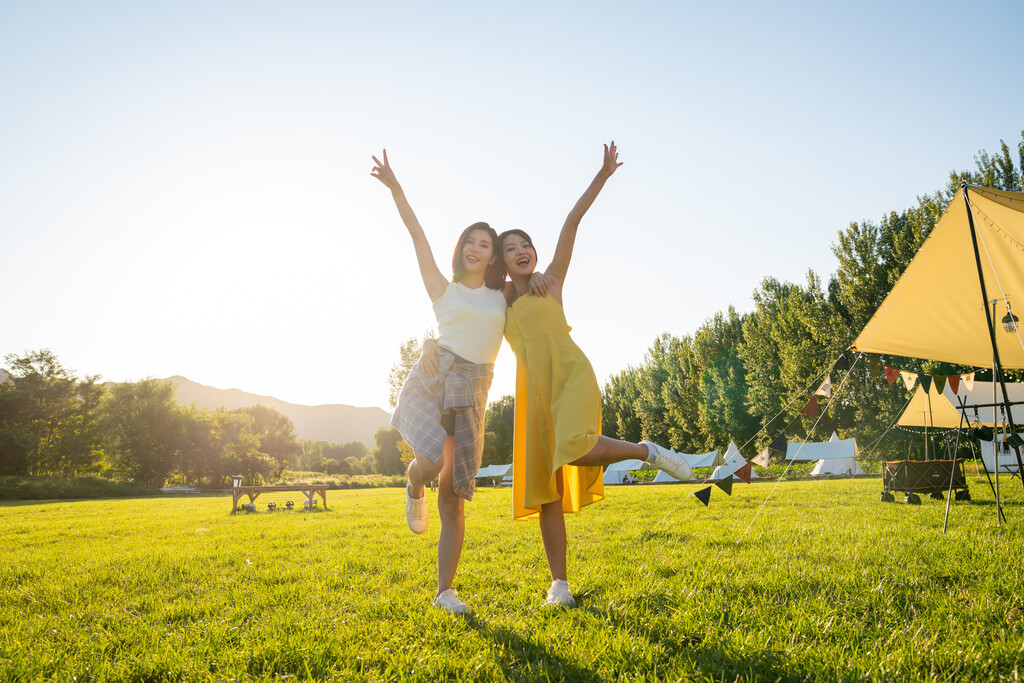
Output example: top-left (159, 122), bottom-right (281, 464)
top-left (2, 1), bottom-right (1022, 411)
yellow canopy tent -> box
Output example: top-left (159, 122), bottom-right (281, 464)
top-left (853, 185), bottom-right (1024, 523)
top-left (898, 384), bottom-right (965, 429)
top-left (852, 186), bottom-right (1024, 368)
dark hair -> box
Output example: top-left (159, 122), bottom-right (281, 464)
top-left (452, 222), bottom-right (504, 290)
top-left (496, 229), bottom-right (535, 279)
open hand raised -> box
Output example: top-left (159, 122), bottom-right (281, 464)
top-left (370, 149), bottom-right (400, 190)
top-left (599, 141), bottom-right (623, 178)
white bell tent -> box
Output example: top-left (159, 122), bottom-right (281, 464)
top-left (783, 431), bottom-right (865, 476)
top-left (602, 458), bottom-right (645, 485)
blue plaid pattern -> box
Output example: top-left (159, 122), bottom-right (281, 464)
top-left (390, 350), bottom-right (493, 501)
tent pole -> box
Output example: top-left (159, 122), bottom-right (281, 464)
top-left (926, 390), bottom-right (934, 460)
top-left (962, 184), bottom-right (1024, 510)
top-left (974, 439), bottom-right (1008, 524)
top-left (943, 402), bottom-right (968, 533)
top-left (991, 299), bottom-right (1001, 519)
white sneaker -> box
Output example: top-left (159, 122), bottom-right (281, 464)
top-left (406, 484), bottom-right (428, 534)
top-left (545, 579), bottom-right (576, 608)
top-left (641, 441), bottom-right (693, 481)
top-left (433, 588), bottom-right (470, 614)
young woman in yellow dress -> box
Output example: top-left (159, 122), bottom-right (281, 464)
top-left (498, 141), bottom-right (692, 607)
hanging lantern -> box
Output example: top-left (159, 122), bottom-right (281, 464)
top-left (1002, 310), bottom-right (1019, 334)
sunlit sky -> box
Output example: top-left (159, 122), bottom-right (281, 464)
top-left (2, 1), bottom-right (1022, 411)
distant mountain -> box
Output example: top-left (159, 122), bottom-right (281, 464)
top-left (167, 376), bottom-right (390, 447)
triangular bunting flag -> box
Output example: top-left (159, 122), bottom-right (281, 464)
top-left (752, 447), bottom-right (770, 467)
top-left (948, 374), bottom-right (960, 394)
top-left (790, 420), bottom-right (806, 440)
top-left (714, 475), bottom-right (733, 496)
top-left (734, 462), bottom-right (753, 484)
top-left (934, 376), bottom-right (947, 394)
top-left (815, 376), bottom-right (832, 397)
top-left (712, 450), bottom-right (726, 467)
top-left (801, 396), bottom-right (819, 417)
top-left (920, 375), bottom-right (932, 394)
top-left (885, 365), bottom-right (900, 386)
top-left (867, 357), bottom-right (882, 376)
top-left (770, 432), bottom-right (788, 454)
top-left (834, 353), bottom-right (849, 372)
top-left (962, 373), bottom-right (975, 392)
top-left (901, 371), bottom-right (918, 391)
top-left (694, 486), bottom-right (712, 507)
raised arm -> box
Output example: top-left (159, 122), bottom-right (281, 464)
top-left (371, 150), bottom-right (449, 302)
top-left (545, 141), bottom-right (622, 285)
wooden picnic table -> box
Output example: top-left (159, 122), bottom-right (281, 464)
top-left (231, 484), bottom-right (328, 512)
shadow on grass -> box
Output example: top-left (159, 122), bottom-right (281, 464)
top-left (466, 597), bottom-right (814, 682)
top-left (465, 616), bottom-right (605, 682)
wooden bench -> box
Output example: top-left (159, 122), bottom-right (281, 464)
top-left (231, 484), bottom-right (328, 512)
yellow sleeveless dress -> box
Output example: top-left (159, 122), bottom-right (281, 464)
top-left (504, 295), bottom-right (604, 521)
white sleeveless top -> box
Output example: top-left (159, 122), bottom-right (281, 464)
top-left (433, 282), bottom-right (507, 364)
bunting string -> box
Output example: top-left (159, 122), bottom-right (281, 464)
top-left (737, 353), bottom-right (863, 544)
top-left (655, 357), bottom-right (848, 528)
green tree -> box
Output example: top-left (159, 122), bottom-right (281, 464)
top-left (238, 404), bottom-right (300, 473)
top-left (387, 329), bottom-right (436, 409)
top-left (633, 334), bottom-right (675, 447)
top-left (178, 406), bottom-right (218, 486)
top-left (739, 273), bottom-right (839, 450)
top-left (397, 439), bottom-right (415, 471)
top-left (323, 441), bottom-right (368, 462)
top-left (602, 366), bottom-right (642, 443)
top-left (0, 349), bottom-right (93, 476)
top-left (100, 379), bottom-right (184, 485)
top-left (214, 409), bottom-right (275, 486)
top-left (371, 426), bottom-right (404, 475)
top-left (692, 308), bottom-right (759, 451)
top-left (659, 334), bottom-right (704, 452)
top-left (483, 395), bottom-right (515, 466)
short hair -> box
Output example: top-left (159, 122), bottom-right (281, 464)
top-left (452, 222), bottom-right (504, 290)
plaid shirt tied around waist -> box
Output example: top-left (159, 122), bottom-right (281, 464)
top-left (390, 350), bottom-right (494, 501)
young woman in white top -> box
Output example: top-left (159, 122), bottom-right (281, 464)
top-left (371, 150), bottom-right (542, 614)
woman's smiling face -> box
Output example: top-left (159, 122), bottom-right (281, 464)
top-left (461, 228), bottom-right (496, 275)
top-left (502, 232), bottom-right (536, 278)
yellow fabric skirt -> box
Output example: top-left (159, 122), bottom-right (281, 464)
top-left (505, 296), bottom-right (604, 521)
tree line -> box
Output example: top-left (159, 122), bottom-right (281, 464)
top-left (0, 350), bottom-right (397, 485)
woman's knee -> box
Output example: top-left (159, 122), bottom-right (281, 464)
top-left (413, 454), bottom-right (444, 480)
top-left (436, 489), bottom-right (464, 520)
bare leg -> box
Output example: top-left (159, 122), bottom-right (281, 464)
top-left (538, 499), bottom-right (567, 581)
top-left (435, 437), bottom-right (465, 596)
top-left (570, 435), bottom-right (648, 467)
top-left (407, 439), bottom-right (446, 498)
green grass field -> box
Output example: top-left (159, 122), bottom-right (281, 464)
top-left (2, 474), bottom-right (1023, 682)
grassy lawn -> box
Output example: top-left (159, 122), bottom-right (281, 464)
top-left (2, 474), bottom-right (1023, 682)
